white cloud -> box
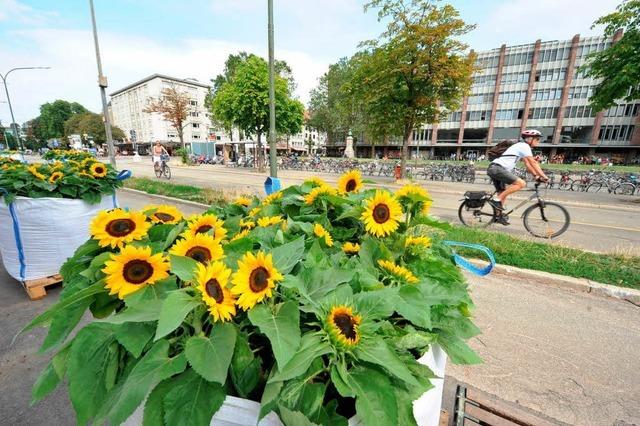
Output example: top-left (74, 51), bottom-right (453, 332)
top-left (0, 0), bottom-right (57, 25)
top-left (1, 28), bottom-right (328, 123)
top-left (479, 0), bottom-right (619, 49)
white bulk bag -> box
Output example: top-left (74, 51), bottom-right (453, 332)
top-left (0, 195), bottom-right (116, 281)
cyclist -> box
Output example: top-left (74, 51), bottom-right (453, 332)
top-left (487, 129), bottom-right (550, 224)
top-left (152, 141), bottom-right (169, 171)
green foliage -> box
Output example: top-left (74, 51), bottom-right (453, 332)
top-left (29, 176), bottom-right (480, 425)
top-left (37, 99), bottom-right (89, 140)
top-left (63, 112), bottom-right (126, 143)
top-left (582, 0), bottom-right (640, 111)
top-left (175, 148), bottom-right (190, 165)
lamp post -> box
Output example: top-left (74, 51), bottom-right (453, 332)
top-left (89, 0), bottom-right (116, 168)
top-left (267, 0), bottom-right (277, 177)
top-left (0, 67), bottom-right (51, 151)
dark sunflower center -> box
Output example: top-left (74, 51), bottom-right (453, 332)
top-left (51, 174), bottom-right (61, 181)
top-left (185, 246), bottom-right (211, 263)
top-left (196, 225), bottom-right (213, 234)
top-left (373, 203), bottom-right (391, 224)
top-left (333, 313), bottom-right (357, 340)
top-left (123, 260), bottom-right (154, 284)
top-left (205, 278), bottom-right (224, 303)
top-left (106, 218), bottom-right (136, 237)
top-left (154, 212), bottom-right (175, 222)
top-left (249, 267), bottom-right (270, 292)
top-left (345, 179), bottom-right (357, 192)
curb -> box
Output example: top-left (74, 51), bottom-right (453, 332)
top-left (119, 188), bottom-right (211, 209)
top-left (470, 260), bottom-right (640, 306)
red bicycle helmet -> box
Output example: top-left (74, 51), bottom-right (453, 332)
top-left (521, 129), bottom-right (542, 138)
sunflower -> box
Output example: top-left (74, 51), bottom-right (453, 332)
top-left (248, 207), bottom-right (262, 217)
top-left (396, 184), bottom-right (432, 215)
top-left (90, 209), bottom-right (151, 248)
top-left (146, 205), bottom-right (184, 224)
top-left (337, 170), bottom-right (363, 194)
top-left (239, 219), bottom-right (256, 230)
top-left (90, 162), bottom-right (108, 178)
top-left (79, 171), bottom-right (94, 179)
top-left (234, 196), bottom-right (252, 207)
top-left (27, 164), bottom-right (46, 180)
top-left (360, 190), bottom-right (403, 237)
top-left (405, 235), bottom-right (431, 248)
top-left (195, 261), bottom-right (236, 322)
top-left (304, 176), bottom-right (327, 187)
top-left (169, 233), bottom-right (224, 264)
top-left (102, 245), bottom-right (170, 299)
top-left (81, 157), bottom-right (96, 168)
top-left (185, 214), bottom-right (227, 240)
top-left (342, 242), bottom-right (360, 254)
top-left (48, 171), bottom-right (64, 184)
top-left (396, 184), bottom-right (429, 199)
top-left (377, 259), bottom-right (419, 284)
top-left (326, 305), bottom-right (361, 348)
top-left (51, 161), bottom-right (65, 170)
top-left (313, 223), bottom-right (334, 247)
top-left (421, 199), bottom-right (433, 215)
top-left (304, 185), bottom-right (336, 205)
top-left (262, 191), bottom-right (282, 206)
top-left (230, 228), bottom-right (251, 242)
top-left (257, 216), bottom-right (283, 228)
top-left (231, 251), bottom-right (283, 310)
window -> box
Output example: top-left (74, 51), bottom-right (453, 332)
top-left (498, 91), bottom-right (527, 103)
top-left (528, 107), bottom-right (559, 119)
top-left (473, 74), bottom-right (497, 86)
top-left (531, 88), bottom-right (563, 101)
top-left (467, 110), bottom-right (490, 121)
top-left (495, 109), bottom-right (519, 120)
top-left (468, 92), bottom-right (494, 104)
top-left (535, 68), bottom-right (567, 82)
top-left (190, 112), bottom-right (199, 117)
top-left (503, 51), bottom-right (533, 67)
top-left (192, 123), bottom-right (200, 128)
top-left (190, 100), bottom-right (198, 106)
top-left (193, 134), bottom-right (201, 139)
top-left (598, 125), bottom-right (635, 141)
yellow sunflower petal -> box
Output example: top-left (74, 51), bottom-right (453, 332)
top-left (102, 245), bottom-right (170, 299)
top-left (342, 242), bottom-right (360, 254)
top-left (146, 204), bottom-right (184, 224)
top-left (377, 259), bottom-right (419, 284)
top-left (169, 233), bottom-right (224, 264)
top-left (325, 305), bottom-right (361, 347)
top-left (195, 261), bottom-right (236, 322)
top-left (90, 209), bottom-right (151, 249)
top-left (337, 170), bottom-right (363, 194)
top-left (90, 162), bottom-right (108, 178)
top-left (360, 190), bottom-right (403, 237)
top-left (185, 214), bottom-right (227, 240)
top-left (231, 251), bottom-right (283, 310)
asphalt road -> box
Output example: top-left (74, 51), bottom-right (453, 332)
top-left (117, 157), bottom-right (640, 255)
top-left (2, 191), bottom-right (639, 425)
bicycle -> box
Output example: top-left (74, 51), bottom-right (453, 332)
top-left (458, 182), bottom-right (570, 238)
top-left (154, 154), bottom-right (171, 179)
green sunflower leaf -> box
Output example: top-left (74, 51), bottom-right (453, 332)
top-left (269, 333), bottom-right (331, 383)
top-left (349, 366), bottom-right (398, 426)
top-left (98, 299), bottom-right (163, 324)
top-left (259, 373), bottom-right (284, 421)
top-left (97, 340), bottom-right (187, 425)
top-left (31, 359), bottom-right (62, 405)
top-left (155, 290), bottom-right (200, 340)
top-left (169, 254), bottom-right (199, 282)
top-left (162, 222), bottom-right (186, 250)
top-left (272, 236), bottom-right (305, 274)
top-left (230, 332), bottom-right (261, 398)
top-left (248, 301), bottom-right (301, 370)
top-left (394, 285), bottom-right (432, 329)
top-left (163, 369), bottom-right (226, 426)
top-left (354, 338), bottom-right (419, 387)
top-left (114, 322), bottom-right (156, 358)
top-left (278, 405), bottom-right (320, 426)
top-left (185, 322), bottom-right (237, 384)
top-left (436, 333), bottom-right (482, 365)
top-left (142, 379), bottom-right (173, 426)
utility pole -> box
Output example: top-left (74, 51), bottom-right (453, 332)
top-left (1, 67), bottom-right (50, 151)
top-left (267, 0), bottom-right (277, 177)
top-left (89, 0), bottom-right (116, 168)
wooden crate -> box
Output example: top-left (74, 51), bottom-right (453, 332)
top-left (22, 273), bottom-right (62, 300)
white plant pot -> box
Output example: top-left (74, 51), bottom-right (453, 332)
top-left (124, 344), bottom-right (447, 426)
top-left (0, 195), bottom-right (116, 281)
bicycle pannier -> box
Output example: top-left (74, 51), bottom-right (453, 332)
top-left (464, 191), bottom-right (488, 208)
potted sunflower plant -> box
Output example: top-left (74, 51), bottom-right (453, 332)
top-left (26, 170), bottom-right (481, 425)
top-left (0, 152), bottom-right (126, 285)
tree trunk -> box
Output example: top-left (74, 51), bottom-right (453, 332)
top-left (178, 124), bottom-right (185, 150)
top-left (401, 123), bottom-right (413, 179)
top-left (370, 140), bottom-right (375, 159)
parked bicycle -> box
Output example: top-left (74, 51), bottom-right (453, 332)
top-left (458, 182), bottom-right (570, 238)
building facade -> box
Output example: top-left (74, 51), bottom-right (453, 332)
top-left (349, 33), bottom-right (640, 162)
top-left (110, 74), bottom-right (232, 148)
top-left (289, 124), bottom-right (327, 154)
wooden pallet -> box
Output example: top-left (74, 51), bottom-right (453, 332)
top-left (22, 274), bottom-right (62, 300)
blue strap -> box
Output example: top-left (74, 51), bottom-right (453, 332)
top-left (0, 188), bottom-right (26, 280)
top-left (116, 169), bottom-right (132, 181)
top-left (443, 240), bottom-right (495, 277)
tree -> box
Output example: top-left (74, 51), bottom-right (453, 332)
top-left (63, 112), bottom-right (125, 144)
top-left (582, 0), bottom-right (640, 111)
top-left (38, 100), bottom-right (88, 140)
top-left (22, 118), bottom-right (47, 151)
top-left (355, 0), bottom-right (475, 177)
top-left (144, 86), bottom-right (191, 148)
top-left (209, 55), bottom-right (304, 171)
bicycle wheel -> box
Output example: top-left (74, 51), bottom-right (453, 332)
top-left (522, 201), bottom-right (570, 238)
top-left (154, 165), bottom-right (162, 178)
top-left (570, 180), bottom-right (585, 192)
top-left (458, 200), bottom-right (496, 229)
top-left (163, 164), bottom-right (171, 179)
top-left (614, 183), bottom-right (636, 196)
top-left (586, 183), bottom-right (602, 193)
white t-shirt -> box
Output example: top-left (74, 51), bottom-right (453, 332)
top-left (491, 142), bottom-right (533, 171)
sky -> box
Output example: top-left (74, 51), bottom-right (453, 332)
top-left (0, 0), bottom-right (621, 124)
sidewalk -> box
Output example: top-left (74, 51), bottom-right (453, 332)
top-left (1, 191), bottom-right (638, 425)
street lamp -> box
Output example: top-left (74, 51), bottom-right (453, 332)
top-left (0, 67), bottom-right (51, 151)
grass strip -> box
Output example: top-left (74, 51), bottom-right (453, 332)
top-left (443, 225), bottom-right (639, 290)
top-left (124, 177), bottom-right (639, 289)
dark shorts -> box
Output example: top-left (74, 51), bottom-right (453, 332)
top-left (487, 163), bottom-right (519, 192)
